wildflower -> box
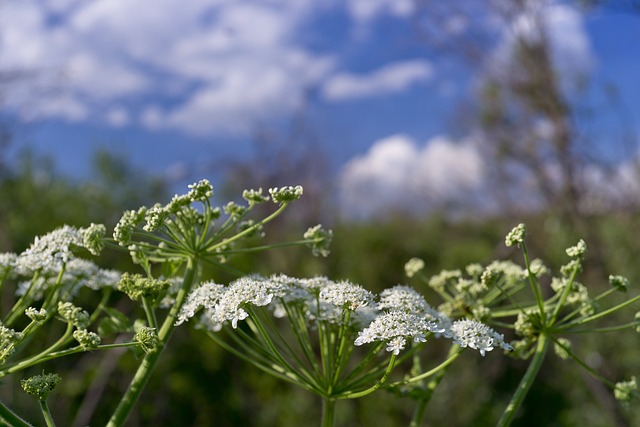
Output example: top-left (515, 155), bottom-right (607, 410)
top-left (25, 307), bottom-right (47, 322)
top-left (378, 285), bottom-right (430, 314)
top-left (143, 204), bottom-right (168, 232)
top-left (566, 239), bottom-right (587, 258)
top-left (15, 225), bottom-right (85, 274)
top-left (135, 326), bottom-right (159, 354)
top-left (560, 259), bottom-right (582, 277)
top-left (450, 319), bottom-right (512, 356)
top-left (319, 280), bottom-right (375, 311)
top-left (113, 207), bottom-right (146, 246)
top-left (614, 376), bottom-right (637, 403)
top-left (354, 310), bottom-right (441, 355)
top-left (404, 258), bottom-right (425, 278)
top-left (505, 223), bottom-right (526, 247)
top-left (428, 269), bottom-right (462, 293)
top-left (176, 281), bottom-right (226, 325)
top-left (269, 185), bottom-right (303, 204)
top-left (187, 179), bottom-right (214, 202)
top-left (165, 193), bottom-right (191, 213)
top-left (465, 263), bottom-right (484, 278)
top-left (21, 373), bottom-right (61, 400)
top-left (242, 188), bottom-right (270, 204)
top-left (553, 337), bottom-right (571, 360)
top-left (609, 275), bottom-right (628, 292)
top-left (118, 273), bottom-right (170, 303)
top-left (213, 276), bottom-right (287, 328)
top-left (73, 329), bottom-right (101, 350)
top-left (303, 225), bottom-right (332, 257)
top-left (224, 201), bottom-right (247, 220)
top-left (529, 259), bottom-right (549, 277)
top-left (0, 253), bottom-right (16, 273)
top-left (83, 223), bottom-right (106, 256)
top-left (1, 324), bottom-right (23, 363)
top-left (58, 302), bottom-right (90, 329)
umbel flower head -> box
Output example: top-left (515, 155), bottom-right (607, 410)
top-left (21, 372), bottom-right (61, 401)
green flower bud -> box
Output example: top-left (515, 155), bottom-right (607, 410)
top-left (83, 223), bottom-right (106, 256)
top-left (609, 275), bottom-right (628, 292)
top-left (553, 337), bottom-right (571, 360)
top-left (58, 302), bottom-right (90, 329)
top-left (303, 225), bottom-right (332, 257)
top-left (614, 376), bottom-right (637, 403)
top-left (134, 326), bottom-right (159, 354)
top-left (118, 273), bottom-right (170, 302)
top-left (21, 373), bottom-right (61, 400)
top-left (73, 329), bottom-right (101, 350)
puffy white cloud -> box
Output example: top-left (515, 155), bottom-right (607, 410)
top-left (0, 0), bottom-right (334, 134)
top-left (338, 134), bottom-right (485, 218)
top-left (322, 60), bottom-right (433, 101)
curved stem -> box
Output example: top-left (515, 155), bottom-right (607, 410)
top-left (497, 333), bottom-right (551, 427)
top-left (0, 400), bottom-right (33, 427)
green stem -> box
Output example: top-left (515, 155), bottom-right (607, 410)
top-left (105, 260), bottom-right (198, 427)
top-left (321, 398), bottom-right (336, 427)
top-left (387, 347), bottom-right (463, 387)
top-left (522, 244), bottom-right (546, 323)
top-left (338, 354), bottom-right (397, 399)
top-left (497, 333), bottom-right (551, 427)
top-left (39, 400), bottom-right (56, 427)
top-left (408, 344), bottom-right (460, 427)
top-left (0, 400), bottom-right (33, 427)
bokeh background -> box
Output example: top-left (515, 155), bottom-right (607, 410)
top-left (1, 0), bottom-right (640, 426)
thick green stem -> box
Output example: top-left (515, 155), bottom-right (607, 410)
top-left (105, 261), bottom-right (198, 427)
top-left (39, 400), bottom-right (56, 427)
top-left (321, 398), bottom-right (336, 427)
top-left (497, 333), bottom-right (551, 427)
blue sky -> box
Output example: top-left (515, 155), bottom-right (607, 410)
top-left (2, 0), bottom-right (639, 217)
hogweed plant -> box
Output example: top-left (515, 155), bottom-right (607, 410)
top-left (176, 275), bottom-right (511, 426)
top-left (0, 179), bottom-right (330, 427)
top-left (0, 182), bottom-right (638, 427)
top-left (406, 223), bottom-right (640, 425)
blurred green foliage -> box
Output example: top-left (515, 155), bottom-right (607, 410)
top-left (0, 150), bottom-right (638, 426)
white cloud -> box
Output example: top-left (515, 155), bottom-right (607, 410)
top-left (105, 107), bottom-right (130, 127)
top-left (338, 134), bottom-right (485, 218)
top-left (0, 0), bottom-right (334, 134)
top-left (347, 0), bottom-right (414, 23)
top-left (322, 60), bottom-right (433, 101)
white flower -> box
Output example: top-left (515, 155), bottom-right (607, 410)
top-left (213, 276), bottom-right (289, 328)
top-left (176, 281), bottom-right (225, 325)
top-left (319, 280), bottom-right (375, 310)
top-left (354, 310), bottom-right (440, 354)
top-left (15, 226), bottom-right (85, 275)
top-left (450, 319), bottom-right (512, 356)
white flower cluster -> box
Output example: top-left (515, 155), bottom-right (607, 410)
top-left (14, 225), bottom-right (85, 275)
top-left (449, 319), bottom-right (513, 356)
top-left (354, 311), bottom-right (441, 355)
top-left (177, 275), bottom-right (511, 358)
